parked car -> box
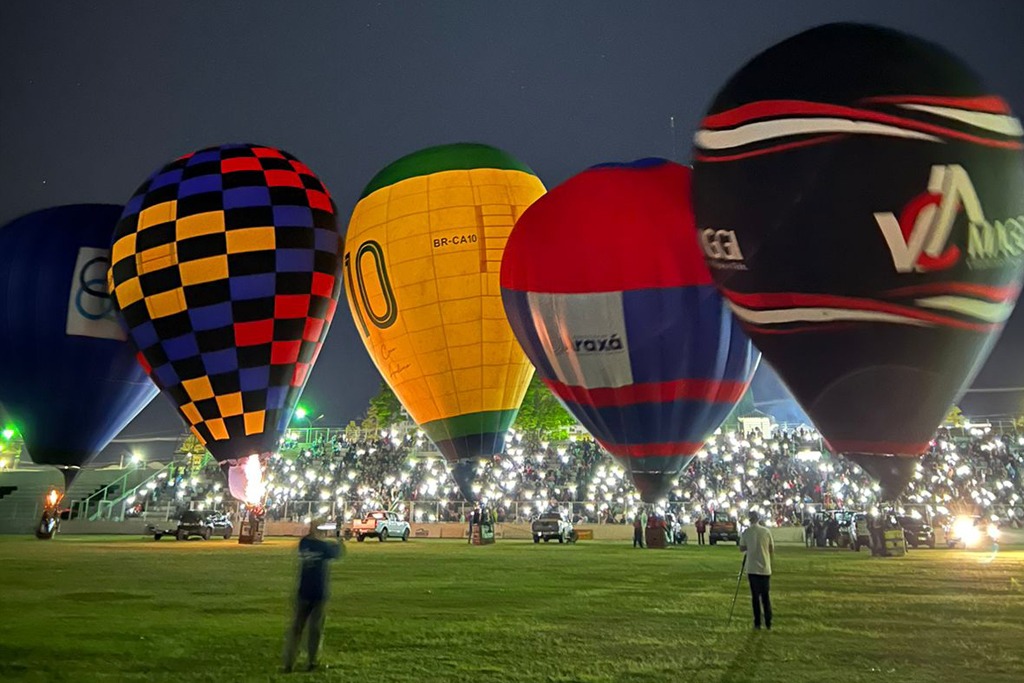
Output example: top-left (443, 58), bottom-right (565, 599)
top-left (351, 510), bottom-right (411, 542)
top-left (531, 511), bottom-right (574, 543)
top-left (708, 511), bottom-right (740, 545)
top-left (943, 515), bottom-right (1000, 549)
top-left (831, 510), bottom-right (857, 548)
top-left (149, 510), bottom-right (233, 541)
top-left (896, 515), bottom-right (936, 548)
top-left (847, 512), bottom-right (871, 551)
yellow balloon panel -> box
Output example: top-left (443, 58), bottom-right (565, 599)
top-left (345, 167), bottom-right (544, 427)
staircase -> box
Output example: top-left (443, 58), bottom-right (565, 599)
top-left (85, 462), bottom-right (173, 521)
top-left (68, 466), bottom-right (160, 521)
top-left (0, 465), bottom-right (154, 533)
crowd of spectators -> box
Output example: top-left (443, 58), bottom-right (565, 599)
top-left (130, 421), bottom-right (1024, 529)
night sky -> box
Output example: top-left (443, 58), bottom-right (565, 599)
top-left (2, 2), bottom-right (1023, 448)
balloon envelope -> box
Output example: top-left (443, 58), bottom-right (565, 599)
top-left (749, 363), bottom-right (811, 426)
top-left (344, 143), bottom-right (546, 500)
top-left (0, 205), bottom-right (158, 483)
top-left (501, 160), bottom-right (759, 502)
top-left (958, 300), bottom-right (1024, 419)
top-left (109, 144), bottom-right (342, 473)
top-left (692, 23), bottom-right (1024, 496)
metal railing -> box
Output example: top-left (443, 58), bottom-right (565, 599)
top-left (257, 499), bottom-right (788, 526)
top-left (256, 498), bottom-right (1024, 528)
top-left (88, 463), bottom-right (173, 522)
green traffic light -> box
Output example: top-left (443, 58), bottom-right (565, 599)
top-left (294, 407), bottom-right (308, 420)
top-left (1, 428), bottom-right (14, 440)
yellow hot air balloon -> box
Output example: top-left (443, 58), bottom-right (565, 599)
top-left (344, 143), bottom-right (545, 499)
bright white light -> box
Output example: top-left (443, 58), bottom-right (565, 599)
top-left (227, 454), bottom-right (265, 506)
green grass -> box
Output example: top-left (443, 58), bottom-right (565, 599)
top-left (0, 537), bottom-right (1022, 683)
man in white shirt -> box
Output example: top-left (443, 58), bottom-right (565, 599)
top-left (739, 510), bottom-right (774, 630)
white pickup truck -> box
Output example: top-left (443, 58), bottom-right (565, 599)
top-left (351, 510), bottom-right (411, 542)
top-left (531, 511), bottom-right (575, 544)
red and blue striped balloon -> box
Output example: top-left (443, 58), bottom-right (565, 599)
top-left (501, 159), bottom-right (759, 502)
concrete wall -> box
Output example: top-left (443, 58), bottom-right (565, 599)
top-left (34, 520), bottom-right (808, 543)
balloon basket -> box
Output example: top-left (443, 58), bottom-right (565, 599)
top-left (470, 522), bottom-right (495, 546)
top-left (35, 489), bottom-right (64, 540)
top-left (882, 529), bottom-right (907, 557)
top-left (644, 527), bottom-right (667, 549)
top-left (34, 511), bottom-right (60, 540)
top-left (238, 509), bottom-right (266, 545)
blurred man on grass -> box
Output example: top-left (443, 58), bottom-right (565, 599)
top-left (283, 517), bottom-right (344, 673)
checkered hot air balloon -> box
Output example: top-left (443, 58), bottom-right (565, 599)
top-left (109, 144), bottom-right (342, 502)
top-left (501, 159), bottom-right (759, 503)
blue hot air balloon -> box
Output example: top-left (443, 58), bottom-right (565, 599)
top-left (0, 205), bottom-right (158, 490)
top-left (501, 160), bottom-right (759, 502)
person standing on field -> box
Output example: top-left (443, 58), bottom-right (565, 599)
top-left (632, 514), bottom-right (644, 548)
top-left (283, 518), bottom-right (343, 673)
top-left (695, 516), bottom-right (707, 546)
top-left (739, 510), bottom-right (774, 630)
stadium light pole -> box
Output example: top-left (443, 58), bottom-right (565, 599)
top-left (292, 405), bottom-right (323, 442)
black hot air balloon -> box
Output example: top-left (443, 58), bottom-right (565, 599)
top-left (691, 23), bottom-right (1024, 497)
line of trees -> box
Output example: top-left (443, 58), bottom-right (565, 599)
top-left (351, 376), bottom-right (577, 444)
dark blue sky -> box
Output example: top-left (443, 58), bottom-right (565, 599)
top-left (2, 1), bottom-right (1023, 443)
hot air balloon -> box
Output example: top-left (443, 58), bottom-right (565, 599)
top-left (0, 205), bottom-right (159, 536)
top-left (344, 143), bottom-right (545, 500)
top-left (109, 144), bottom-right (342, 512)
top-left (501, 159), bottom-right (759, 502)
top-left (959, 300), bottom-right (1024, 419)
top-left (750, 363), bottom-right (811, 426)
top-left (691, 23), bottom-right (1024, 497)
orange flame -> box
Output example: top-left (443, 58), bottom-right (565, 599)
top-left (45, 488), bottom-right (62, 509)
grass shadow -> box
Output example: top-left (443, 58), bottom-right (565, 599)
top-left (717, 631), bottom-right (765, 683)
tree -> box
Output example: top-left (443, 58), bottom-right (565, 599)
top-left (344, 420), bottom-right (362, 442)
top-left (366, 382), bottom-right (405, 430)
top-left (944, 405), bottom-right (967, 428)
top-left (513, 375), bottom-right (578, 441)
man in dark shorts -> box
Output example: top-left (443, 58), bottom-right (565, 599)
top-left (283, 518), bottom-right (343, 673)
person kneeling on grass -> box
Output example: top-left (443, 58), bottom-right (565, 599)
top-left (283, 517), bottom-right (344, 673)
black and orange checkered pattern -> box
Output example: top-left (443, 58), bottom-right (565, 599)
top-left (109, 144), bottom-right (342, 463)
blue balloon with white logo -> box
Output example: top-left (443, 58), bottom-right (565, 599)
top-left (0, 205), bottom-right (158, 487)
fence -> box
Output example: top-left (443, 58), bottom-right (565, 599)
top-left (258, 499), bottom-right (808, 526)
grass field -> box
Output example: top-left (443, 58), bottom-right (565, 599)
top-left (0, 537), bottom-right (1022, 683)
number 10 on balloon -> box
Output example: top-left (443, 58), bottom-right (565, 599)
top-left (345, 240), bottom-right (398, 337)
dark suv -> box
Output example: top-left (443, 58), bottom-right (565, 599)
top-left (896, 515), bottom-right (935, 548)
top-left (151, 510), bottom-right (233, 541)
